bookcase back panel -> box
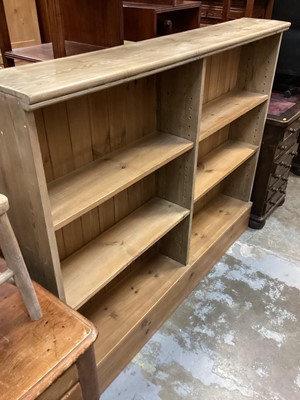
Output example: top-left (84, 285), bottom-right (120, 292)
top-left (197, 126), bottom-right (229, 160)
top-left (35, 76), bottom-right (157, 183)
top-left (229, 103), bottom-right (269, 146)
top-left (56, 174), bottom-right (157, 261)
top-left (193, 183), bottom-right (224, 214)
top-left (202, 47), bottom-right (241, 104)
top-left (223, 158), bottom-right (257, 202)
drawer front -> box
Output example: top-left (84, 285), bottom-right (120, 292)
top-left (264, 189), bottom-right (285, 215)
top-left (60, 383), bottom-right (83, 400)
top-left (266, 180), bottom-right (288, 202)
top-left (275, 121), bottom-right (300, 159)
top-left (206, 9), bottom-right (222, 18)
top-left (273, 143), bottom-right (298, 176)
top-left (36, 366), bottom-right (78, 400)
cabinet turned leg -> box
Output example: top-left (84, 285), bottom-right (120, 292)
top-left (76, 345), bottom-right (100, 400)
top-left (249, 218), bottom-right (266, 230)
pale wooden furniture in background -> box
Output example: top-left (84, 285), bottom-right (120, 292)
top-left (0, 0), bottom-right (41, 67)
top-left (0, 280), bottom-right (99, 400)
top-left (0, 18), bottom-right (289, 394)
top-left (3, 0), bottom-right (41, 47)
top-left (0, 194), bottom-right (42, 320)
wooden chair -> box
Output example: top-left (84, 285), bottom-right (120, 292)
top-left (0, 281), bottom-right (99, 399)
top-left (0, 194), bottom-right (42, 320)
top-left (0, 0), bottom-right (123, 67)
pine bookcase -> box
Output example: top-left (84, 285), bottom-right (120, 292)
top-left (0, 18), bottom-right (289, 394)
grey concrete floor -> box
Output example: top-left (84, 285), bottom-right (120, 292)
top-left (102, 174), bottom-right (300, 400)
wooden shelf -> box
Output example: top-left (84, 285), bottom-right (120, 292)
top-left (81, 194), bottom-right (251, 392)
top-left (49, 132), bottom-right (193, 230)
top-left (62, 197), bottom-right (189, 309)
top-left (200, 90), bottom-right (268, 141)
top-left (189, 194), bottom-right (251, 264)
top-left (194, 140), bottom-right (258, 202)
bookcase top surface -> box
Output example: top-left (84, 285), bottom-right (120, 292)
top-left (0, 18), bottom-right (289, 108)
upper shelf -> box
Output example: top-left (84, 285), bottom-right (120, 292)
top-left (194, 140), bottom-right (258, 202)
top-left (49, 131), bottom-right (193, 231)
top-left (62, 197), bottom-right (189, 309)
top-left (200, 90), bottom-right (268, 141)
top-left (0, 19), bottom-right (289, 108)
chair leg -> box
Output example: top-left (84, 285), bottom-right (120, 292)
top-left (222, 0), bottom-right (232, 22)
top-left (47, 0), bottom-right (66, 58)
top-left (264, 0), bottom-right (274, 19)
top-left (0, 195), bottom-right (42, 320)
top-left (245, 0), bottom-right (255, 17)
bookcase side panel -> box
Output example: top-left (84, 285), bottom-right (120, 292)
top-left (0, 94), bottom-right (64, 298)
top-left (237, 33), bottom-right (284, 96)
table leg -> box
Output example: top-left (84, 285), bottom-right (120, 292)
top-left (76, 345), bottom-right (100, 400)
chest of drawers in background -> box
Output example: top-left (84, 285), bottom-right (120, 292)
top-left (250, 92), bottom-right (300, 229)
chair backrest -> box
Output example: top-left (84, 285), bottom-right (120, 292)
top-left (0, 194), bottom-right (42, 320)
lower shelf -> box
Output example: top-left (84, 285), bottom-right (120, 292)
top-left (81, 194), bottom-right (251, 393)
top-left (62, 197), bottom-right (189, 309)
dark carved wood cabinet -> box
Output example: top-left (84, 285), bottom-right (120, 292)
top-left (250, 92), bottom-right (300, 229)
top-left (123, 1), bottom-right (201, 41)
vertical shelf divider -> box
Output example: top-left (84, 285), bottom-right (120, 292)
top-left (157, 59), bottom-right (205, 264)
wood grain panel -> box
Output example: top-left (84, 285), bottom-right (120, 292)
top-left (3, 0), bottom-right (41, 48)
top-left (56, 175), bottom-right (157, 261)
top-left (34, 109), bottom-right (54, 182)
top-left (62, 197), bottom-right (190, 309)
top-left (203, 47), bottom-right (241, 103)
top-left (42, 103), bottom-right (74, 180)
top-left (67, 96), bottom-right (94, 168)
